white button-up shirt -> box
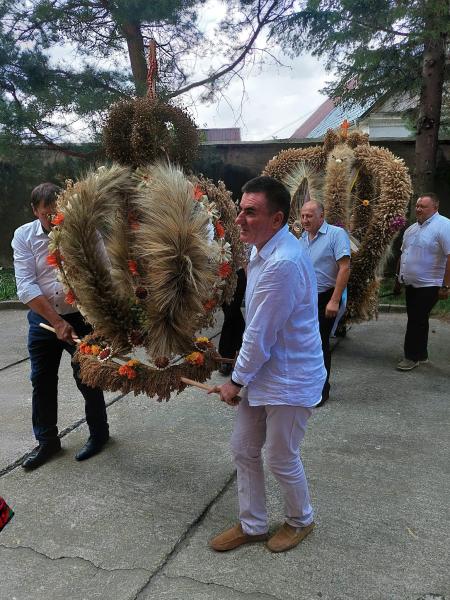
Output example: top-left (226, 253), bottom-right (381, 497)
top-left (232, 225), bottom-right (326, 407)
top-left (399, 212), bottom-right (450, 287)
top-left (11, 219), bottom-right (77, 315)
top-left (300, 221), bottom-right (351, 293)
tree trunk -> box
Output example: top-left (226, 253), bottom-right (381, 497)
top-left (414, 15), bottom-right (447, 200)
top-left (121, 21), bottom-right (148, 96)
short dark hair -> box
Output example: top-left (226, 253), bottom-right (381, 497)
top-left (418, 192), bottom-right (439, 207)
top-left (241, 176), bottom-right (291, 225)
top-left (30, 183), bottom-right (61, 208)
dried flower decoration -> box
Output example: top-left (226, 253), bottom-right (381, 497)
top-left (185, 351), bottom-right (205, 366)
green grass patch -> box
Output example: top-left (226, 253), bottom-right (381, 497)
top-left (0, 268), bottom-right (17, 301)
top-left (379, 277), bottom-right (450, 317)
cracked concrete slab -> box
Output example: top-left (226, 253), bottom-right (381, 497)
top-left (0, 312), bottom-right (449, 600)
top-left (0, 545), bottom-right (149, 600)
top-left (138, 315), bottom-right (450, 600)
top-left (143, 574), bottom-right (284, 600)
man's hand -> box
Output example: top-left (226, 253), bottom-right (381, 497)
top-left (325, 299), bottom-right (340, 319)
top-left (438, 287), bottom-right (449, 301)
top-left (208, 381), bottom-right (241, 406)
top-left (393, 279), bottom-right (402, 296)
top-left (53, 319), bottom-right (77, 345)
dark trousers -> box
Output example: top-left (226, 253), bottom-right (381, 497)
top-left (318, 288), bottom-right (336, 400)
top-left (27, 310), bottom-right (109, 444)
top-left (404, 286), bottom-right (439, 361)
top-left (219, 268), bottom-right (246, 359)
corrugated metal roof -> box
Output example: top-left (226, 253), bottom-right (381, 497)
top-left (307, 101), bottom-right (372, 138)
top-left (291, 98), bottom-right (373, 139)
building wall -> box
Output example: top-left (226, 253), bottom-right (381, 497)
top-left (2, 139), bottom-right (449, 267)
top-left (194, 138), bottom-right (450, 217)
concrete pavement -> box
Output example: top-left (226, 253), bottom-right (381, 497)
top-left (0, 309), bottom-right (448, 600)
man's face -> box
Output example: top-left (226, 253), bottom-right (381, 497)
top-left (235, 191), bottom-right (283, 249)
top-left (32, 199), bottom-right (56, 232)
top-left (301, 201), bottom-right (324, 234)
top-left (415, 196), bottom-right (437, 224)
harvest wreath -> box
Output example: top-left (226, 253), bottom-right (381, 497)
top-left (47, 161), bottom-right (245, 400)
top-left (263, 125), bottom-right (412, 321)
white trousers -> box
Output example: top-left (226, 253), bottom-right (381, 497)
top-left (231, 396), bottom-right (314, 535)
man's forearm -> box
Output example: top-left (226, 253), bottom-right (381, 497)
top-left (330, 261), bottom-right (350, 304)
top-left (442, 255), bottom-right (450, 287)
top-left (27, 296), bottom-right (65, 328)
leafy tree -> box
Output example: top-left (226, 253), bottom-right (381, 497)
top-left (271, 0), bottom-right (449, 196)
top-left (0, 0), bottom-right (286, 158)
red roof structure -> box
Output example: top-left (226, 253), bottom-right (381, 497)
top-left (291, 98), bottom-right (336, 138)
top-left (200, 128), bottom-right (241, 142)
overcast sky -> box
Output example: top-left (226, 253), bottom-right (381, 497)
top-left (188, 53), bottom-right (330, 141)
top-left (185, 3), bottom-right (330, 141)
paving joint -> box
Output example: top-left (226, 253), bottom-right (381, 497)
top-left (0, 356), bottom-right (29, 372)
top-left (134, 470), bottom-right (237, 599)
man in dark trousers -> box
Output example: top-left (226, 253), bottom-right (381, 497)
top-left (395, 193), bottom-right (450, 370)
top-left (12, 183), bottom-right (110, 470)
top-left (218, 268), bottom-right (246, 376)
top-left (300, 200), bottom-right (350, 405)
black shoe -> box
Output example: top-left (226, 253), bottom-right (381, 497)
top-left (219, 363), bottom-right (232, 376)
top-left (22, 441), bottom-right (61, 470)
top-left (75, 435), bottom-right (109, 461)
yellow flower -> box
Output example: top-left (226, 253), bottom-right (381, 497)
top-left (361, 199), bottom-right (370, 206)
top-left (90, 345), bottom-right (101, 356)
top-left (195, 337), bottom-right (209, 343)
top-left (127, 359), bottom-right (140, 367)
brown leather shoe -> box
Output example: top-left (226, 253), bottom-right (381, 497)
top-left (209, 523), bottom-right (268, 552)
top-left (266, 521), bottom-right (315, 553)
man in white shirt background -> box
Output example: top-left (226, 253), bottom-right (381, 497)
top-left (395, 193), bottom-right (450, 371)
top-left (209, 176), bottom-right (326, 554)
top-left (300, 200), bottom-right (351, 405)
top-left (12, 183), bottom-right (110, 470)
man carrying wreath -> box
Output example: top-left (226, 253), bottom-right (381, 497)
top-left (209, 176), bottom-right (326, 553)
top-left (12, 183), bottom-right (109, 470)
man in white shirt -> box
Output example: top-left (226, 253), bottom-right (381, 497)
top-left (209, 176), bottom-right (326, 554)
top-left (300, 200), bottom-right (351, 405)
top-left (12, 183), bottom-right (109, 469)
top-left (395, 193), bottom-right (450, 370)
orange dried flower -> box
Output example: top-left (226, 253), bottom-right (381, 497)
top-left (193, 184), bottom-right (204, 201)
top-left (203, 298), bottom-right (217, 311)
top-left (128, 260), bottom-right (139, 276)
top-left (215, 220), bottom-right (225, 238)
top-left (65, 289), bottom-right (76, 305)
top-left (118, 364), bottom-right (137, 380)
top-left (361, 199), bottom-right (370, 206)
top-left (46, 250), bottom-right (62, 267)
top-left (79, 342), bottom-right (92, 355)
top-left (51, 213), bottom-right (64, 226)
top-left (185, 351), bottom-right (205, 366)
top-left (218, 262), bottom-right (232, 278)
top-left (90, 345), bottom-right (101, 356)
top-left (128, 210), bottom-right (140, 230)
